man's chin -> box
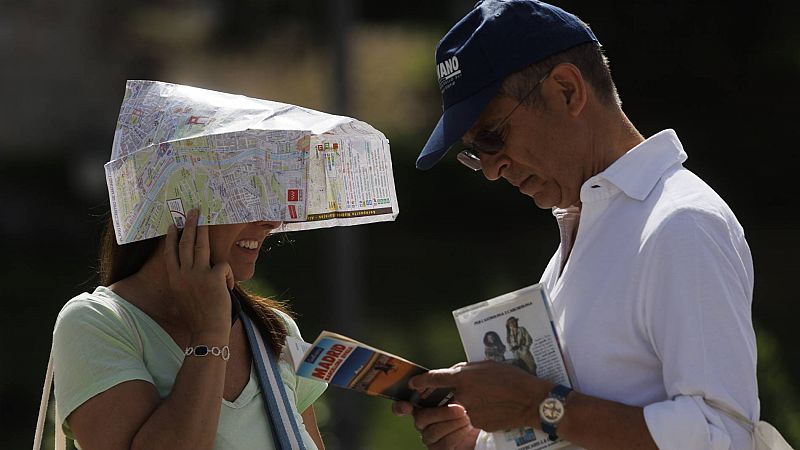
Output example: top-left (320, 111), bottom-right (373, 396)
top-left (527, 192), bottom-right (557, 209)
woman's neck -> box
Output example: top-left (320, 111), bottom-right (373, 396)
top-left (110, 252), bottom-right (184, 327)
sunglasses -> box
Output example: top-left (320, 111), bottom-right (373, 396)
top-left (457, 72), bottom-right (550, 171)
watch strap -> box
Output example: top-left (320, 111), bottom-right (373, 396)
top-left (541, 384), bottom-right (573, 441)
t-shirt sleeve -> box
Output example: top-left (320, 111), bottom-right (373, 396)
top-left (639, 210), bottom-right (757, 450)
top-left (52, 296), bottom-right (154, 436)
top-left (275, 310), bottom-right (327, 413)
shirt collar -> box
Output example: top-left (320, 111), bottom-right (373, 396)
top-left (580, 129), bottom-right (688, 203)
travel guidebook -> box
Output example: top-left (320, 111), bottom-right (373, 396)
top-left (453, 284), bottom-right (573, 450)
top-left (290, 332), bottom-right (455, 408)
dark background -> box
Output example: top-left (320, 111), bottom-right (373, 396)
top-left (2, 0), bottom-right (798, 448)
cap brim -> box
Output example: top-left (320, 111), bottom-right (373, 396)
top-left (416, 79), bottom-right (503, 170)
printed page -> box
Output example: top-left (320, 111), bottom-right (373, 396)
top-left (106, 129), bottom-right (308, 244)
top-left (281, 133), bottom-right (399, 232)
top-left (296, 331), bottom-right (453, 408)
top-left (453, 284), bottom-right (572, 450)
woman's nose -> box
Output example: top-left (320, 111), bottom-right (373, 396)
top-left (255, 220), bottom-right (283, 230)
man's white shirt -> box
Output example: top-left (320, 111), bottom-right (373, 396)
top-left (476, 129), bottom-right (757, 450)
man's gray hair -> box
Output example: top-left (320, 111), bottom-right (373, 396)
top-left (499, 42), bottom-right (621, 108)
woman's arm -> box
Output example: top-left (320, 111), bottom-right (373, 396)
top-left (68, 341), bottom-right (229, 450)
top-left (68, 212), bottom-right (234, 450)
top-left (302, 405), bottom-right (325, 450)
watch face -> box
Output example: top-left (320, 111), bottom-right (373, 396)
top-left (539, 398), bottom-right (565, 424)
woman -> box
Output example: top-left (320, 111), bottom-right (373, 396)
top-left (482, 330), bottom-right (507, 362)
top-left (52, 209), bottom-right (326, 449)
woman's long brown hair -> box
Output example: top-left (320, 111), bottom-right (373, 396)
top-left (98, 218), bottom-right (290, 354)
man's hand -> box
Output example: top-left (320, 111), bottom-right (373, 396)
top-left (409, 361), bottom-right (554, 432)
top-left (392, 401), bottom-right (479, 450)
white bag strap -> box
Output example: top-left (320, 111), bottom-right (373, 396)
top-left (705, 398), bottom-right (756, 433)
top-left (706, 398), bottom-right (795, 450)
top-left (35, 296), bottom-right (142, 450)
top-left (33, 350), bottom-right (67, 450)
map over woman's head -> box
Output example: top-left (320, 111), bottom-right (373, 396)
top-left (106, 80), bottom-right (398, 244)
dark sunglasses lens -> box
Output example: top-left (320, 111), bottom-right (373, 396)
top-left (473, 132), bottom-right (504, 155)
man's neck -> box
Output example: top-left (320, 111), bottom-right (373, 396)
top-left (586, 108), bottom-right (644, 179)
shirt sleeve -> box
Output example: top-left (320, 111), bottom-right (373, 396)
top-left (52, 296), bottom-right (154, 436)
top-left (474, 430), bottom-right (494, 450)
top-left (274, 310), bottom-right (327, 412)
top-left (639, 209), bottom-right (757, 450)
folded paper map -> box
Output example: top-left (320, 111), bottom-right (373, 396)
top-left (105, 80), bottom-right (399, 244)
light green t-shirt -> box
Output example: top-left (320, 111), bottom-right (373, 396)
top-left (52, 286), bottom-right (326, 449)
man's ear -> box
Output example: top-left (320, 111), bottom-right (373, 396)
top-left (548, 63), bottom-right (587, 117)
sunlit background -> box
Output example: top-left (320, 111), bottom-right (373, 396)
top-left (3, 0), bottom-right (799, 448)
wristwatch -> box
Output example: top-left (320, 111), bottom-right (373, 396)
top-left (539, 384), bottom-right (572, 441)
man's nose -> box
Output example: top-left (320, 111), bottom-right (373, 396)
top-left (479, 153), bottom-right (509, 181)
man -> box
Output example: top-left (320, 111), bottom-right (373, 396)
top-left (393, 1), bottom-right (758, 449)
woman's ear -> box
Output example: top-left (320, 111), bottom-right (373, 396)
top-left (548, 63), bottom-right (588, 117)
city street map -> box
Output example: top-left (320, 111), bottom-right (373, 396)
top-left (105, 80), bottom-right (398, 244)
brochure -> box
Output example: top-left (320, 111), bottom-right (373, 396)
top-left (452, 284), bottom-right (573, 450)
top-left (292, 332), bottom-right (454, 408)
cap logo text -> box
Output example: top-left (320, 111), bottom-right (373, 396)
top-left (437, 56), bottom-right (462, 93)
top-left (437, 56), bottom-right (461, 80)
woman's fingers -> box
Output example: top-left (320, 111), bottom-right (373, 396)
top-left (194, 218), bottom-right (210, 269)
top-left (212, 261), bottom-right (235, 291)
top-left (178, 209), bottom-right (198, 267)
top-left (164, 223), bottom-right (180, 273)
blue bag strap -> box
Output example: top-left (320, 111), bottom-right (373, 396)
top-left (240, 309), bottom-right (307, 450)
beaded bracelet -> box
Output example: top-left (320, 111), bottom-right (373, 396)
top-left (185, 345), bottom-right (231, 361)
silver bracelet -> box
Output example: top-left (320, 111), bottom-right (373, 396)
top-left (185, 345), bottom-right (230, 361)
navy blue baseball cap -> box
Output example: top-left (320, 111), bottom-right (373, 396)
top-left (416, 0), bottom-right (599, 170)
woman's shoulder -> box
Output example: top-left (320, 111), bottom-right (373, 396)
top-left (55, 286), bottom-right (136, 335)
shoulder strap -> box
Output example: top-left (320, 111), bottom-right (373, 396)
top-left (240, 311), bottom-right (307, 450)
top-left (33, 350), bottom-right (66, 450)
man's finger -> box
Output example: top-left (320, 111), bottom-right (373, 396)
top-left (430, 424), bottom-right (476, 450)
top-left (391, 401), bottom-right (413, 417)
top-left (409, 366), bottom-right (462, 391)
top-left (421, 417), bottom-right (470, 447)
top-left (413, 403), bottom-right (467, 431)
top-left (178, 209), bottom-right (198, 267)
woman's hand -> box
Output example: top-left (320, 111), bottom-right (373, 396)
top-left (164, 209), bottom-right (234, 339)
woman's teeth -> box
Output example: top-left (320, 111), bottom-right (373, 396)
top-left (235, 240), bottom-right (259, 249)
